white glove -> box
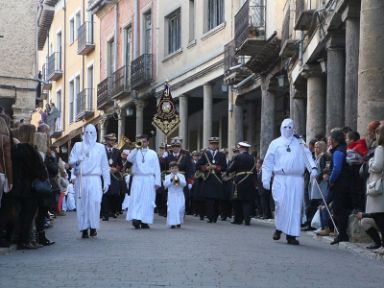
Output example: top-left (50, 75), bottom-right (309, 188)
top-left (310, 169), bottom-right (318, 179)
top-left (103, 184), bottom-right (109, 194)
top-left (162, 151), bottom-right (168, 158)
top-left (188, 183), bottom-right (192, 190)
top-left (263, 182), bottom-right (270, 190)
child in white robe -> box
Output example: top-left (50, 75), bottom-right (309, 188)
top-left (164, 162), bottom-right (186, 228)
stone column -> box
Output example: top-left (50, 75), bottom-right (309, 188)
top-left (203, 83), bottom-right (213, 146)
top-left (260, 79), bottom-right (275, 158)
top-left (247, 102), bottom-right (256, 143)
top-left (99, 116), bottom-right (107, 143)
top-left (342, 3), bottom-right (360, 130)
top-left (227, 88), bottom-right (236, 156)
top-left (303, 65), bottom-right (326, 141)
top-left (178, 95), bottom-right (188, 145)
top-left (135, 100), bottom-right (144, 136)
top-left (326, 34), bottom-right (345, 133)
top-left (117, 107), bottom-right (126, 140)
top-left (357, 0), bottom-right (384, 133)
top-left (234, 103), bottom-right (243, 143)
top-left (290, 82), bottom-right (306, 137)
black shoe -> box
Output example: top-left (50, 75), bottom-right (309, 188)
top-left (102, 216), bottom-right (109, 221)
top-left (330, 236), bottom-right (349, 245)
top-left (38, 232), bottom-right (55, 246)
top-left (132, 220), bottom-right (141, 229)
top-left (207, 220), bottom-right (214, 223)
top-left (176, 225), bottom-right (181, 228)
top-left (286, 236), bottom-right (300, 245)
top-left (273, 230), bottom-right (282, 240)
top-left (90, 229), bottom-right (97, 237)
top-left (171, 225), bottom-right (176, 229)
top-left (141, 223), bottom-right (150, 229)
top-left (367, 243), bottom-right (381, 250)
top-left (82, 230), bottom-right (89, 239)
top-left (221, 217), bottom-right (227, 221)
top-left (244, 218), bottom-right (251, 226)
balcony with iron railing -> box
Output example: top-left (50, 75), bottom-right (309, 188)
top-left (235, 0), bottom-right (266, 55)
top-left (47, 52), bottom-right (63, 81)
top-left (295, 0), bottom-right (316, 30)
top-left (88, 0), bottom-right (111, 13)
top-left (224, 40), bottom-right (252, 85)
top-left (131, 54), bottom-right (152, 89)
top-left (97, 77), bottom-right (111, 109)
top-left (41, 63), bottom-right (52, 91)
top-left (77, 22), bottom-right (95, 55)
top-left (76, 88), bottom-right (94, 121)
top-left (110, 66), bottom-right (131, 98)
top-left (280, 7), bottom-right (297, 58)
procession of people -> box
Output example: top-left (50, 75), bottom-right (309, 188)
top-left (1, 113), bottom-right (384, 253)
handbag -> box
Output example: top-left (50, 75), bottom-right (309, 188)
top-left (366, 172), bottom-right (384, 196)
top-left (32, 178), bottom-right (52, 197)
top-left (310, 209), bottom-right (321, 229)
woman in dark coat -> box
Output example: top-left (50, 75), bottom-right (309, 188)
top-left (327, 129), bottom-right (352, 245)
top-left (12, 124), bottom-right (49, 249)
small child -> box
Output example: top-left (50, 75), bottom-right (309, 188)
top-left (66, 175), bottom-right (76, 212)
top-left (163, 161), bottom-right (186, 228)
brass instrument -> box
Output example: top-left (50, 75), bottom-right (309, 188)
top-left (135, 139), bottom-right (143, 149)
top-left (116, 136), bottom-right (130, 150)
top-left (172, 174), bottom-right (180, 186)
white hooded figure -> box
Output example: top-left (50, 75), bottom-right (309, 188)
top-left (69, 124), bottom-right (110, 238)
top-left (262, 118), bottom-right (317, 245)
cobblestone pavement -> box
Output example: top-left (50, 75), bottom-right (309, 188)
top-left (0, 212), bottom-right (383, 288)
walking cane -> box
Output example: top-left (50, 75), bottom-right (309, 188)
top-left (298, 136), bottom-right (339, 236)
top-left (312, 178), bottom-right (339, 236)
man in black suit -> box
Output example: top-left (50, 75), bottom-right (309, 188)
top-left (227, 141), bottom-right (256, 225)
top-left (101, 133), bottom-right (123, 221)
top-left (196, 137), bottom-right (227, 223)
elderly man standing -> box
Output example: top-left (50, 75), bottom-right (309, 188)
top-left (69, 124), bottom-right (110, 239)
top-left (262, 119), bottom-right (317, 245)
top-left (127, 134), bottom-right (161, 229)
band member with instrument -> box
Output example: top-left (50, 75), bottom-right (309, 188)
top-left (163, 161), bottom-right (187, 228)
top-left (196, 137), bottom-right (227, 223)
top-left (101, 133), bottom-right (123, 221)
top-left (165, 137), bottom-right (194, 215)
top-left (226, 141), bottom-right (256, 225)
top-left (190, 150), bottom-right (203, 218)
top-left (220, 146), bottom-right (239, 221)
top-left (126, 134), bottom-right (161, 229)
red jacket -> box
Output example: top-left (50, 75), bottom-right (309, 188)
top-left (347, 139), bottom-right (368, 157)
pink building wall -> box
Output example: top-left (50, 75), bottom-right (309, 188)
top-left (98, 0), bottom-right (157, 81)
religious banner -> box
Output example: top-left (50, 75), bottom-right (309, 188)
top-left (152, 83), bottom-right (180, 136)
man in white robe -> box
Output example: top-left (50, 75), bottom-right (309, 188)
top-left (262, 119), bottom-right (317, 245)
top-left (69, 124), bottom-right (110, 238)
top-left (127, 134), bottom-right (161, 229)
top-left (163, 161), bottom-right (186, 228)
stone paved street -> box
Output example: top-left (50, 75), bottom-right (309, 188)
top-left (0, 212), bottom-right (383, 288)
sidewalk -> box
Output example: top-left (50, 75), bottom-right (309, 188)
top-left (253, 217), bottom-right (384, 263)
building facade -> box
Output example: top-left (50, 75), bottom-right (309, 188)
top-left (36, 0), bottom-right (101, 157)
top-left (0, 0), bottom-right (40, 123)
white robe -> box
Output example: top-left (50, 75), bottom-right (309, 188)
top-left (164, 173), bottom-right (186, 226)
top-left (69, 142), bottom-right (110, 231)
top-left (262, 137), bottom-right (315, 237)
top-left (66, 183), bottom-right (76, 211)
top-left (126, 148), bottom-right (161, 224)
